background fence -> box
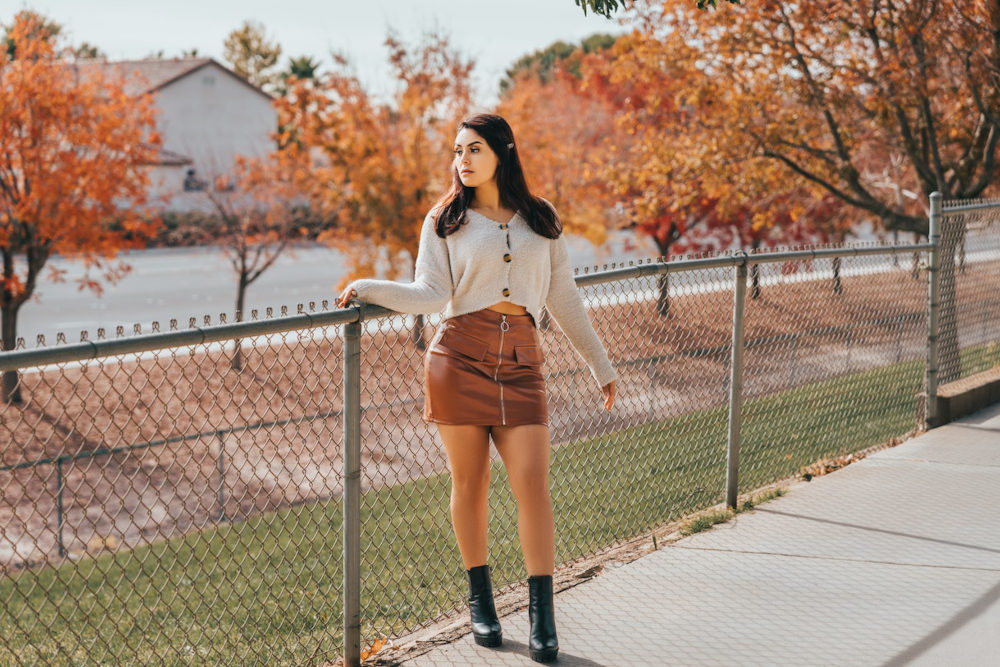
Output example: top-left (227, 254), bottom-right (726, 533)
top-left (0, 194), bottom-right (998, 665)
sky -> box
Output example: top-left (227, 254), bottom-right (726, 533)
top-left (8, 0), bottom-right (632, 105)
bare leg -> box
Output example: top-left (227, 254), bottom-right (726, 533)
top-left (437, 423), bottom-right (493, 569)
top-left (490, 424), bottom-right (554, 576)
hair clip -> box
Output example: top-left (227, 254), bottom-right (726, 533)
top-left (507, 142), bottom-right (514, 149)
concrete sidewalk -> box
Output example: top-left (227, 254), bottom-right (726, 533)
top-left (403, 402), bottom-right (1000, 666)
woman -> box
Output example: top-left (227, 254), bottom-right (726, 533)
top-left (336, 112), bottom-right (617, 663)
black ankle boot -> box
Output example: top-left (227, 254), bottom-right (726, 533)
top-left (467, 564), bottom-right (502, 647)
top-left (527, 574), bottom-right (558, 663)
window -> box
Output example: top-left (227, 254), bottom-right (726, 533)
top-left (183, 168), bottom-right (206, 192)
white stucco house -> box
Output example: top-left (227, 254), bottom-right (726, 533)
top-left (74, 57), bottom-right (277, 212)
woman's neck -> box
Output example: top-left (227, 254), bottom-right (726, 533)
top-left (472, 182), bottom-right (502, 210)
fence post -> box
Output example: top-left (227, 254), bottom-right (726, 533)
top-left (726, 260), bottom-right (748, 510)
top-left (926, 192), bottom-right (942, 428)
top-left (342, 317), bottom-right (362, 667)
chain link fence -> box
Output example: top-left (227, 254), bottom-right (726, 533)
top-left (935, 197), bottom-right (1000, 385)
top-left (0, 195), bottom-right (997, 665)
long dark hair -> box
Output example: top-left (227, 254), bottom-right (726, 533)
top-left (432, 113), bottom-right (562, 239)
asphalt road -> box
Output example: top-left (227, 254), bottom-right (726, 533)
top-left (15, 231), bottom-right (658, 346)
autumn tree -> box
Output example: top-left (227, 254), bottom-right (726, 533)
top-left (201, 156), bottom-right (310, 371)
top-left (500, 32), bottom-right (845, 316)
top-left (622, 0), bottom-right (1000, 380)
top-left (224, 20), bottom-right (282, 94)
top-left (498, 57), bottom-right (621, 248)
top-left (277, 31), bottom-right (473, 349)
top-left (3, 9), bottom-right (104, 60)
top-left (499, 33), bottom-right (617, 94)
top-left (275, 55), bottom-right (320, 96)
top-left (0, 12), bottom-right (159, 403)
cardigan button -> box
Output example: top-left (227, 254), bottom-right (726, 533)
top-left (503, 253), bottom-right (511, 262)
top-left (502, 287), bottom-right (510, 297)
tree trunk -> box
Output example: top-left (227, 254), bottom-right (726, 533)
top-left (538, 308), bottom-right (551, 331)
top-left (655, 239), bottom-right (673, 317)
top-left (231, 277), bottom-right (247, 372)
top-left (936, 215), bottom-right (963, 384)
top-left (2, 304), bottom-right (23, 404)
top-left (412, 313), bottom-right (426, 351)
top-left (656, 273), bottom-right (670, 317)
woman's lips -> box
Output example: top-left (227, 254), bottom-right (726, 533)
top-left (461, 169), bottom-right (473, 174)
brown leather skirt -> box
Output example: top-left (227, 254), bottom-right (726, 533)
top-left (423, 308), bottom-right (548, 426)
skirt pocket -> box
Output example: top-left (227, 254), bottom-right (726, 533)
top-left (436, 329), bottom-right (491, 362)
top-left (513, 344), bottom-right (544, 366)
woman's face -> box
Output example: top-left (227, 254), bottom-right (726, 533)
top-left (453, 127), bottom-right (499, 189)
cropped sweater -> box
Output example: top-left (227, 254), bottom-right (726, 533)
top-left (346, 205), bottom-right (618, 388)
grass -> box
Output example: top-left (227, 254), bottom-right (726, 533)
top-left (679, 487), bottom-right (789, 537)
top-left (0, 342), bottom-right (991, 665)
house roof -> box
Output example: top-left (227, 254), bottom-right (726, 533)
top-left (71, 57), bottom-right (274, 102)
top-left (145, 146), bottom-right (194, 167)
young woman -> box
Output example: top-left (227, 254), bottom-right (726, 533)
top-left (336, 112), bottom-right (617, 663)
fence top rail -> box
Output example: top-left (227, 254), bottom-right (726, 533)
top-left (941, 199), bottom-right (1000, 215)
top-left (0, 241), bottom-right (933, 371)
top-left (585, 242), bottom-right (932, 286)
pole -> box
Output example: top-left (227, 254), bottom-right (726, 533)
top-left (342, 318), bottom-right (362, 667)
top-left (725, 261), bottom-right (748, 510)
top-left (926, 192), bottom-right (942, 428)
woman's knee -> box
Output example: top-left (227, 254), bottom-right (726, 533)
top-left (509, 469), bottom-right (550, 504)
top-left (451, 466), bottom-right (490, 500)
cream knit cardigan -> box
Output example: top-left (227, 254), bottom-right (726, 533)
top-left (347, 204), bottom-right (618, 388)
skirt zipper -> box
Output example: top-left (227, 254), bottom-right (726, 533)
top-left (495, 314), bottom-right (508, 425)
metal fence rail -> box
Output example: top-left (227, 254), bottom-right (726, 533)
top-left (0, 193), bottom-right (997, 665)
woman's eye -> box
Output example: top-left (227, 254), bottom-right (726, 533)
top-left (471, 148), bottom-right (479, 153)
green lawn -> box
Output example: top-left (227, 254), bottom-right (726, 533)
top-left (0, 343), bottom-right (989, 665)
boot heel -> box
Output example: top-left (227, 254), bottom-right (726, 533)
top-left (530, 647), bottom-right (558, 663)
top-left (474, 632), bottom-right (502, 648)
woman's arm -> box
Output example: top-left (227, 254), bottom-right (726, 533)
top-left (343, 212), bottom-right (452, 314)
top-left (544, 232), bottom-right (618, 388)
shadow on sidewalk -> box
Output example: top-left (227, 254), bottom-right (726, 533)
top-left (884, 579), bottom-right (1000, 665)
top-left (479, 638), bottom-right (606, 666)
top-left (756, 508), bottom-right (1000, 556)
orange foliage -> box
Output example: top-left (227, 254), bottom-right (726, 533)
top-left (575, 30), bottom-right (856, 255)
top-left (0, 12), bottom-right (160, 401)
top-left (275, 31), bottom-right (473, 288)
top-left (497, 31), bottom-right (852, 263)
top-left (0, 14), bottom-right (160, 302)
top-left (623, 0), bottom-right (1000, 234)
top-left (497, 63), bottom-right (621, 246)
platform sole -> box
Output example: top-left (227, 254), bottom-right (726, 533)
top-left (530, 646), bottom-right (558, 662)
top-left (473, 632), bottom-right (502, 648)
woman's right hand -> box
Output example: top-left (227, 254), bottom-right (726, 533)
top-left (336, 285), bottom-right (358, 309)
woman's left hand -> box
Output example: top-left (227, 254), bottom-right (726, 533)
top-left (601, 380), bottom-right (616, 410)
top-left (336, 285), bottom-right (358, 309)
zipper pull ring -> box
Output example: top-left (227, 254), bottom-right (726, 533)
top-left (500, 314), bottom-right (510, 332)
